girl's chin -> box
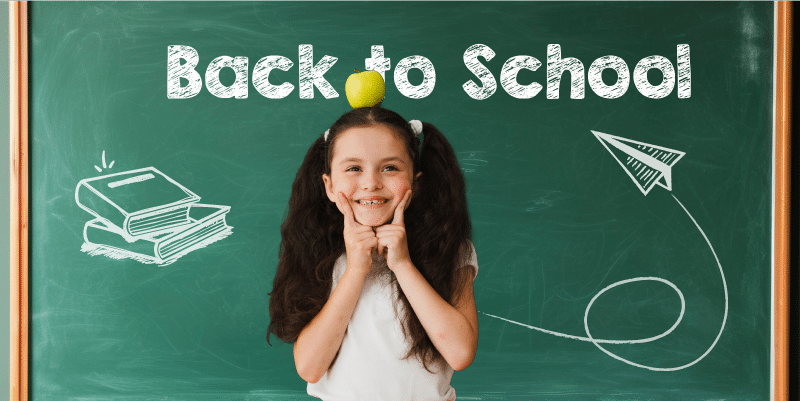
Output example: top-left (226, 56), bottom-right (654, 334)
top-left (354, 213), bottom-right (391, 227)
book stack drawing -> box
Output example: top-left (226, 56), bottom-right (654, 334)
top-left (76, 167), bottom-right (233, 265)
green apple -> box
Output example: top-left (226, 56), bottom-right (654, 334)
top-left (345, 70), bottom-right (385, 108)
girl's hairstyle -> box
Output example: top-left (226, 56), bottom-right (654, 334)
top-left (268, 106), bottom-right (472, 371)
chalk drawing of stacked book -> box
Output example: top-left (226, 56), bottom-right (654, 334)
top-left (76, 167), bottom-right (233, 266)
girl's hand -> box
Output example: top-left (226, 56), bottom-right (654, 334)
top-left (376, 190), bottom-right (412, 271)
top-left (335, 192), bottom-right (377, 276)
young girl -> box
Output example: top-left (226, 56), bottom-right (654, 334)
top-left (268, 106), bottom-right (478, 400)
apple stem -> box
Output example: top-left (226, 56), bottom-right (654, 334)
top-left (354, 69), bottom-right (360, 73)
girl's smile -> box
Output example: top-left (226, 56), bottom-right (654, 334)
top-left (322, 124), bottom-right (419, 227)
top-left (355, 197), bottom-right (389, 206)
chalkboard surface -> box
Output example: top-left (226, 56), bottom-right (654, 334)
top-left (28, 2), bottom-right (775, 399)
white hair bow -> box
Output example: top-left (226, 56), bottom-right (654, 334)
top-left (409, 120), bottom-right (423, 137)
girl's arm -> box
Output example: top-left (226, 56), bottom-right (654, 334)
top-left (392, 261), bottom-right (479, 371)
top-left (293, 193), bottom-right (377, 383)
top-left (376, 191), bottom-right (478, 371)
top-left (293, 264), bottom-right (370, 383)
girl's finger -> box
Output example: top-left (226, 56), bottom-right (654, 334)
top-left (391, 190), bottom-right (412, 226)
top-left (375, 225), bottom-right (404, 235)
top-left (352, 225), bottom-right (375, 235)
top-left (353, 229), bottom-right (375, 240)
top-left (368, 236), bottom-right (379, 251)
top-left (378, 235), bottom-right (394, 254)
top-left (337, 192), bottom-right (359, 229)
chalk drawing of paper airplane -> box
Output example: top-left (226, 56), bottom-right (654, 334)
top-left (592, 131), bottom-right (685, 196)
top-left (76, 167), bottom-right (233, 265)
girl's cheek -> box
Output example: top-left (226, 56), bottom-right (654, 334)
top-left (340, 181), bottom-right (358, 198)
top-left (387, 179), bottom-right (411, 198)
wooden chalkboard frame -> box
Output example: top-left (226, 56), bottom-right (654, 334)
top-left (8, 2), bottom-right (792, 400)
top-left (10, 2), bottom-right (28, 400)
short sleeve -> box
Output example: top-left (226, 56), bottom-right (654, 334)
top-left (462, 240), bottom-right (478, 281)
top-left (329, 253), bottom-right (347, 294)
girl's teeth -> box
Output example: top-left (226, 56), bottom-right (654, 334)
top-left (358, 200), bottom-right (387, 205)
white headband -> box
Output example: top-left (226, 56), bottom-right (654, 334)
top-left (324, 120), bottom-right (423, 141)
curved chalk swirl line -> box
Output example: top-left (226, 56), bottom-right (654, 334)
top-left (483, 277), bottom-right (685, 345)
top-left (481, 195), bottom-right (728, 371)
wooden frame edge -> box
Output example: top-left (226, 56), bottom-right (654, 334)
top-left (10, 2), bottom-right (28, 401)
top-left (4, 3), bottom-right (789, 401)
top-left (775, 2), bottom-right (791, 401)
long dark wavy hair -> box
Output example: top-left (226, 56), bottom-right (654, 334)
top-left (267, 106), bottom-right (472, 371)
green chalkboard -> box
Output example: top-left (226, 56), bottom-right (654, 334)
top-left (28, 2), bottom-right (776, 399)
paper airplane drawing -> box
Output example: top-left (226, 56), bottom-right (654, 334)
top-left (484, 132), bottom-right (726, 372)
top-left (592, 131), bottom-right (685, 196)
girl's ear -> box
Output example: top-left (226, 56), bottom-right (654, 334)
top-left (322, 174), bottom-right (336, 203)
top-left (413, 171), bottom-right (422, 193)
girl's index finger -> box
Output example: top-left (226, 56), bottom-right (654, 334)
top-left (392, 190), bottom-right (412, 226)
top-left (337, 192), bottom-right (359, 229)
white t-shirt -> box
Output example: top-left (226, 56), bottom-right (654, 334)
top-left (307, 241), bottom-right (478, 401)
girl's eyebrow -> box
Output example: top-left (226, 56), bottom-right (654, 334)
top-left (339, 157), bottom-right (408, 165)
top-left (378, 157), bottom-right (407, 165)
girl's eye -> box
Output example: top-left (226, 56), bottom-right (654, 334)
top-left (345, 166), bottom-right (361, 172)
top-left (383, 165), bottom-right (399, 172)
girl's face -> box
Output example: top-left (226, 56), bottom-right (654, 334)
top-left (322, 124), bottom-right (420, 227)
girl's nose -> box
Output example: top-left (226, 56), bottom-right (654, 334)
top-left (361, 171), bottom-right (383, 190)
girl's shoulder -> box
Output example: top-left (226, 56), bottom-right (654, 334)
top-left (462, 240), bottom-right (478, 280)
